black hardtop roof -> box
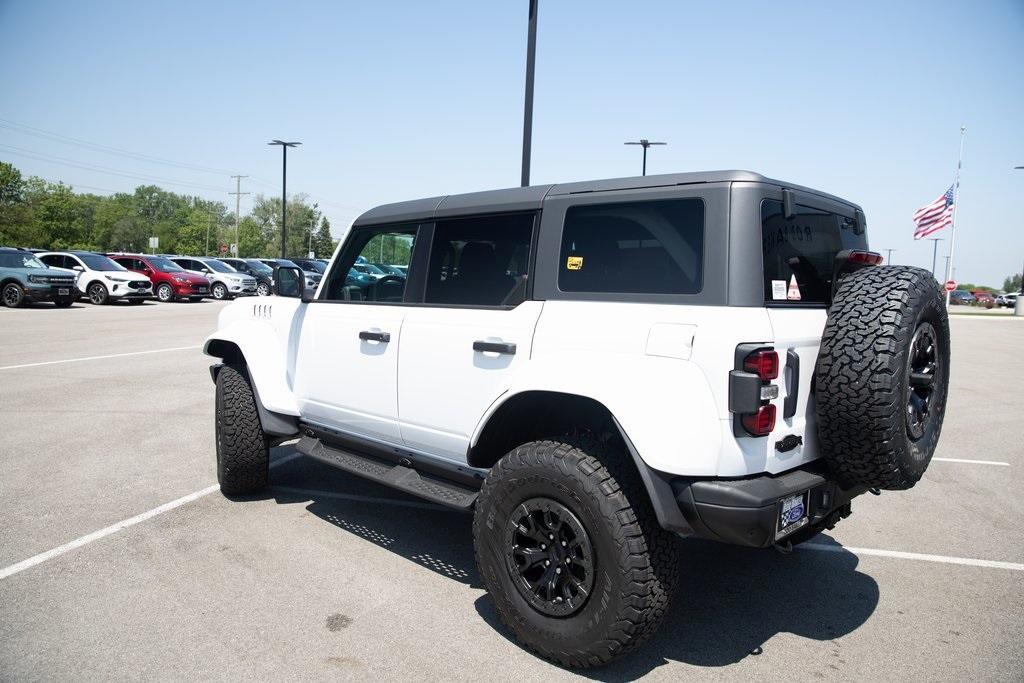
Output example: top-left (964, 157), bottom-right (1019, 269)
top-left (352, 170), bottom-right (861, 227)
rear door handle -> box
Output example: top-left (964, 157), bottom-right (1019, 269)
top-left (473, 340), bottom-right (516, 355)
top-left (359, 330), bottom-right (390, 343)
top-left (784, 348), bottom-right (800, 419)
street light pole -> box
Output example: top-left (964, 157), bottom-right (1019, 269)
top-left (624, 139), bottom-right (667, 176)
top-left (268, 140), bottom-right (301, 258)
top-left (884, 248), bottom-right (895, 265)
top-left (926, 238), bottom-right (943, 277)
top-left (520, 0), bottom-right (538, 187)
top-left (1015, 167), bottom-right (1024, 314)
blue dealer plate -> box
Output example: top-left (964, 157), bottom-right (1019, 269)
top-left (776, 491), bottom-right (809, 540)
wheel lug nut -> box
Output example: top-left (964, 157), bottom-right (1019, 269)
top-left (540, 544), bottom-right (546, 550)
top-left (555, 567), bottom-right (562, 574)
top-left (561, 540), bottom-right (567, 547)
top-left (548, 534), bottom-right (554, 540)
top-left (565, 557), bottom-right (571, 564)
top-left (544, 560), bottom-right (550, 567)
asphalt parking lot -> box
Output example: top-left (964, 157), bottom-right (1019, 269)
top-left (1, 299), bottom-right (1022, 681)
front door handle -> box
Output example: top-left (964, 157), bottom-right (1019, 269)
top-left (473, 340), bottom-right (516, 355)
top-left (359, 330), bottom-right (391, 343)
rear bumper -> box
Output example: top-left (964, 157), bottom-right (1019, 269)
top-left (671, 464), bottom-right (866, 547)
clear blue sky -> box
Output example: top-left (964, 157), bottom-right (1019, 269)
top-left (1, 0), bottom-right (1021, 286)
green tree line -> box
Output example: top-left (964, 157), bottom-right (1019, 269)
top-left (0, 161), bottom-right (337, 258)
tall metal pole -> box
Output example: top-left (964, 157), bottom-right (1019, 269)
top-left (927, 238), bottom-right (943, 277)
top-left (943, 126), bottom-right (966, 305)
top-left (230, 175), bottom-right (248, 257)
top-left (281, 145), bottom-right (288, 258)
top-left (884, 248), bottom-right (895, 264)
top-left (520, 0), bottom-right (538, 187)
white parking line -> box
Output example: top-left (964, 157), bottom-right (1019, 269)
top-left (802, 543), bottom-right (1024, 571)
top-left (0, 345), bottom-right (201, 371)
top-left (0, 452), bottom-right (303, 581)
top-left (932, 457), bottom-right (1010, 466)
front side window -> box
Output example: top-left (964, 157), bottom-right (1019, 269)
top-left (202, 259), bottom-right (234, 274)
top-left (323, 226), bottom-right (417, 302)
top-left (558, 198), bottom-right (704, 295)
top-left (761, 199), bottom-right (867, 304)
top-left (424, 213), bottom-right (533, 307)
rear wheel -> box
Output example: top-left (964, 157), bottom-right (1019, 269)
top-left (156, 283), bottom-right (174, 302)
top-left (215, 364), bottom-right (269, 494)
top-left (2, 283), bottom-right (24, 308)
top-left (816, 266), bottom-right (950, 490)
top-left (473, 435), bottom-right (680, 668)
top-left (87, 282), bottom-right (109, 305)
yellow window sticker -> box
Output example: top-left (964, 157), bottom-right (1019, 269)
top-left (566, 256), bottom-right (584, 270)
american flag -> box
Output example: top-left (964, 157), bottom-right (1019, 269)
top-left (913, 185), bottom-right (955, 239)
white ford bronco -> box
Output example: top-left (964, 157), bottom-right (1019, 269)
top-left (205, 171), bottom-right (950, 667)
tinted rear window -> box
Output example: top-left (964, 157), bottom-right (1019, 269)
top-left (761, 199), bottom-right (866, 304)
top-left (558, 198), bottom-right (704, 295)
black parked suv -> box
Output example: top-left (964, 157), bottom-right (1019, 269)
top-left (0, 247), bottom-right (78, 308)
top-left (218, 258), bottom-right (274, 297)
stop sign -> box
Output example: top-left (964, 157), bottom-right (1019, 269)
top-left (219, 243), bottom-right (228, 254)
top-left (944, 280), bottom-right (956, 292)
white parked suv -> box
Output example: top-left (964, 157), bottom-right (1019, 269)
top-left (38, 251), bottom-right (152, 304)
top-left (169, 256), bottom-right (258, 300)
top-left (205, 171), bottom-right (950, 667)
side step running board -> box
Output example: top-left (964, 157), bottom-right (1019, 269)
top-left (295, 435), bottom-right (478, 510)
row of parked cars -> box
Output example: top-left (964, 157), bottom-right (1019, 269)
top-left (0, 246), bottom-right (409, 308)
top-left (948, 289), bottom-right (1019, 308)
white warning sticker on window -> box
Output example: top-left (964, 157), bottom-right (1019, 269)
top-left (787, 275), bottom-right (802, 301)
top-left (771, 280), bottom-right (787, 300)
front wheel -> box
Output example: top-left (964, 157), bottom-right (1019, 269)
top-left (54, 296), bottom-right (75, 308)
top-left (256, 282), bottom-right (270, 297)
top-left (211, 282), bottom-right (228, 300)
top-left (215, 364), bottom-right (269, 494)
top-left (87, 282), bottom-right (109, 305)
top-left (2, 283), bottom-right (24, 308)
top-left (473, 436), bottom-right (680, 668)
top-left (155, 283), bottom-right (174, 302)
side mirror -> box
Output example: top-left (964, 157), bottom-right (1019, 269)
top-left (72, 265), bottom-right (84, 272)
top-left (272, 266), bottom-right (308, 301)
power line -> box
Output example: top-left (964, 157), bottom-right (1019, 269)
top-left (0, 118), bottom-right (237, 175)
top-left (0, 144), bottom-right (228, 192)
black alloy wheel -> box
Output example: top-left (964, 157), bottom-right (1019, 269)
top-left (504, 497), bottom-right (595, 617)
top-left (906, 322), bottom-right (942, 442)
top-left (2, 283), bottom-right (24, 308)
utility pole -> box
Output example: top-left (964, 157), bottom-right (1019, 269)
top-left (229, 175), bottom-right (249, 257)
top-left (926, 238), bottom-right (944, 277)
top-left (520, 0), bottom-right (539, 187)
top-left (884, 248), bottom-right (895, 264)
top-left (943, 126), bottom-right (966, 305)
top-left (309, 217), bottom-right (315, 257)
top-left (268, 140), bottom-right (301, 258)
top-left (624, 139), bottom-right (667, 176)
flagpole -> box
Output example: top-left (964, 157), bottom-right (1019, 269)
top-left (944, 125), bottom-right (966, 306)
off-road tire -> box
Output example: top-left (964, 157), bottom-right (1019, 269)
top-left (215, 364), bottom-right (269, 494)
top-left (87, 282), bottom-right (109, 305)
top-left (211, 282), bottom-right (228, 300)
top-left (473, 435), bottom-right (680, 668)
top-left (816, 266), bottom-right (950, 490)
top-left (156, 283), bottom-right (174, 302)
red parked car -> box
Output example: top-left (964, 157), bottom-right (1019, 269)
top-left (108, 253), bottom-right (210, 302)
top-left (970, 290), bottom-right (996, 309)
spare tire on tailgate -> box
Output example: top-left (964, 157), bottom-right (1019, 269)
top-left (815, 265), bottom-right (950, 490)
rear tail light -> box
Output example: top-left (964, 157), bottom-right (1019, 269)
top-left (743, 349), bottom-right (779, 381)
top-left (848, 250), bottom-right (884, 266)
top-left (741, 404), bottom-right (776, 437)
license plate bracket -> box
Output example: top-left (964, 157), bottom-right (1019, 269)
top-left (776, 491), bottom-right (809, 540)
top-left (58, 288), bottom-right (70, 295)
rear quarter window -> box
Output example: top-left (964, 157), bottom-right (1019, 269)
top-left (558, 198), bottom-right (704, 295)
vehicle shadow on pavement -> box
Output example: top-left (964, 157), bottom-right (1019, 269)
top-left (260, 453), bottom-right (878, 674)
top-left (474, 537), bottom-right (879, 678)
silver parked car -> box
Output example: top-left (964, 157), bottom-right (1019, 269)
top-left (170, 256), bottom-right (258, 300)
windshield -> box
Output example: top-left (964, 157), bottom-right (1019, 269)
top-left (274, 259), bottom-right (300, 269)
top-left (0, 252), bottom-right (46, 268)
top-left (79, 253), bottom-right (125, 271)
top-left (245, 259), bottom-right (274, 274)
top-left (202, 259), bottom-right (234, 273)
top-left (148, 256), bottom-right (184, 272)
top-left (299, 260), bottom-right (326, 273)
